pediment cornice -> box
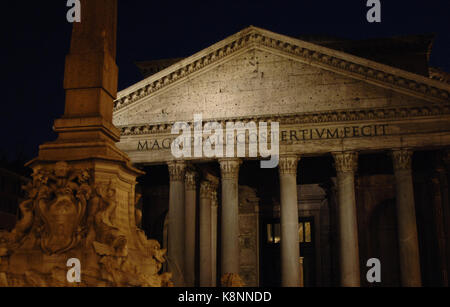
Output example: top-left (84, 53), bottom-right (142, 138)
top-left (114, 26), bottom-right (450, 114)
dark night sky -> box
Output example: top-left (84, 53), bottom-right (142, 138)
top-left (0, 0), bottom-right (449, 163)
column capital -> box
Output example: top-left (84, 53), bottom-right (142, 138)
top-left (185, 171), bottom-right (198, 191)
top-left (278, 155), bottom-right (300, 175)
top-left (391, 149), bottom-right (413, 171)
top-left (200, 181), bottom-right (213, 199)
top-left (333, 151), bottom-right (358, 173)
top-left (219, 158), bottom-right (242, 180)
top-left (167, 161), bottom-right (187, 181)
top-left (200, 180), bottom-right (219, 199)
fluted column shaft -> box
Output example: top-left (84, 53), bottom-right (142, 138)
top-left (167, 161), bottom-right (186, 286)
top-left (279, 155), bottom-right (301, 287)
top-left (184, 171), bottom-right (197, 287)
top-left (392, 149), bottom-right (421, 287)
top-left (219, 159), bottom-right (242, 279)
top-left (333, 152), bottom-right (360, 287)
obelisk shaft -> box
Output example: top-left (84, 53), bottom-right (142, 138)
top-left (63, 0), bottom-right (118, 123)
top-left (35, 0), bottom-right (131, 163)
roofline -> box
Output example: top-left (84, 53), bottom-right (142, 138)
top-left (114, 26), bottom-right (450, 113)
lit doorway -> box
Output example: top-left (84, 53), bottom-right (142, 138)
top-left (260, 217), bottom-right (316, 287)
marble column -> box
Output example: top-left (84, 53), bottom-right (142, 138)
top-left (211, 190), bottom-right (219, 287)
top-left (199, 181), bottom-right (213, 287)
top-left (184, 171), bottom-right (197, 287)
top-left (279, 155), bottom-right (301, 287)
top-left (332, 152), bottom-right (360, 287)
top-left (167, 161), bottom-right (187, 286)
top-left (219, 159), bottom-right (242, 281)
top-left (392, 149), bottom-right (422, 287)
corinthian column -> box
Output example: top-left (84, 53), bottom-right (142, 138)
top-left (184, 171), bottom-right (197, 287)
top-left (332, 152), bottom-right (360, 287)
top-left (279, 155), bottom-right (301, 287)
top-left (199, 181), bottom-right (213, 287)
top-left (219, 159), bottom-right (242, 282)
top-left (392, 149), bottom-right (422, 287)
top-left (167, 161), bottom-right (187, 286)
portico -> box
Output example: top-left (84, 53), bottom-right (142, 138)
top-left (112, 27), bottom-right (450, 287)
top-left (132, 150), bottom-right (443, 287)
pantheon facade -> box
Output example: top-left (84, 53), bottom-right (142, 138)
top-left (112, 27), bottom-right (450, 287)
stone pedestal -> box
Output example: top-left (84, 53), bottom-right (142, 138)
top-left (392, 149), bottom-right (421, 287)
top-left (279, 155), bottom-right (301, 287)
top-left (333, 152), bottom-right (360, 287)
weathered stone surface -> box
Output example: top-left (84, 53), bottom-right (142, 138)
top-left (113, 49), bottom-right (432, 126)
top-left (113, 27), bottom-right (450, 165)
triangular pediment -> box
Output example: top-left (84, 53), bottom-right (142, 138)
top-left (113, 26), bottom-right (450, 127)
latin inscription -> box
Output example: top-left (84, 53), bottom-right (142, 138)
top-left (136, 124), bottom-right (389, 151)
top-left (280, 124), bottom-right (388, 142)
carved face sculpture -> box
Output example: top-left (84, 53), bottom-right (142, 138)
top-left (147, 240), bottom-right (166, 263)
top-left (77, 170), bottom-right (90, 184)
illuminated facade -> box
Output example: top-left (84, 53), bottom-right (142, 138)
top-left (113, 27), bottom-right (450, 287)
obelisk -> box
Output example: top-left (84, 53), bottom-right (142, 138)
top-left (33, 0), bottom-right (132, 165)
top-left (28, 0), bottom-right (145, 245)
